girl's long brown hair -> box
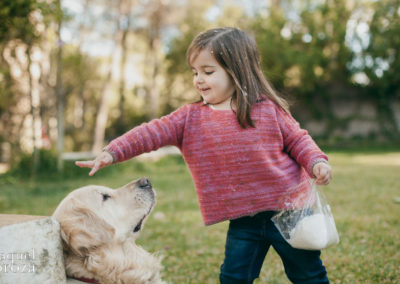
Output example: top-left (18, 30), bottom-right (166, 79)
top-left (187, 27), bottom-right (289, 128)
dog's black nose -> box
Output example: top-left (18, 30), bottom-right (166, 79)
top-left (137, 177), bottom-right (151, 189)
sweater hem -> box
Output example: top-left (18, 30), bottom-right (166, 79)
top-left (203, 207), bottom-right (284, 226)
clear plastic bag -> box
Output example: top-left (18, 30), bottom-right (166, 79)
top-left (271, 180), bottom-right (339, 250)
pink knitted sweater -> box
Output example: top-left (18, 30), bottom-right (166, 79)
top-left (105, 98), bottom-right (328, 225)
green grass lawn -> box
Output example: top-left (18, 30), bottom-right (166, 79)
top-left (0, 151), bottom-right (399, 283)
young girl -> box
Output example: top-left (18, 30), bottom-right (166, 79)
top-left (76, 27), bottom-right (332, 284)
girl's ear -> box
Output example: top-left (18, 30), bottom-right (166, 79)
top-left (60, 207), bottom-right (115, 257)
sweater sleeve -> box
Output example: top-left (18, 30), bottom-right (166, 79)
top-left (274, 104), bottom-right (328, 177)
top-left (104, 105), bottom-right (189, 163)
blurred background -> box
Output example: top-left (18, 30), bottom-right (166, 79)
top-left (1, 2), bottom-right (399, 282)
top-left (0, 0), bottom-right (399, 174)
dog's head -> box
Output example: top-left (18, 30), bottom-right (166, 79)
top-left (53, 178), bottom-right (156, 257)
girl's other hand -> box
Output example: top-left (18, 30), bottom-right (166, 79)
top-left (75, 151), bottom-right (113, 176)
top-left (312, 162), bottom-right (332, 185)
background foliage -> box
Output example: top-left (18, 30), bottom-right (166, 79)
top-left (0, 0), bottom-right (400, 171)
top-left (1, 2), bottom-right (399, 282)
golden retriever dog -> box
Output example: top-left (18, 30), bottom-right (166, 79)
top-left (53, 178), bottom-right (164, 284)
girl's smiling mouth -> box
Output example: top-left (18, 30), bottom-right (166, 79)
top-left (199, 87), bottom-right (211, 92)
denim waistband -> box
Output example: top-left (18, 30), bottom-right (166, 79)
top-left (231, 211), bottom-right (278, 223)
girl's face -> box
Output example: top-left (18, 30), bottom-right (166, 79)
top-left (190, 49), bottom-right (235, 108)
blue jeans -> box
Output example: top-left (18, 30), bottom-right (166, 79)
top-left (219, 211), bottom-right (329, 284)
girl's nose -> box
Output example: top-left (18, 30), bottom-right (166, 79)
top-left (195, 74), bottom-right (204, 83)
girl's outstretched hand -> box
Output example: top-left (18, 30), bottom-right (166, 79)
top-left (75, 151), bottom-right (113, 176)
top-left (312, 162), bottom-right (332, 185)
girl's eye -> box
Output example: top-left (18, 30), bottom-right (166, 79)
top-left (205, 71), bottom-right (214, 75)
top-left (102, 194), bottom-right (111, 201)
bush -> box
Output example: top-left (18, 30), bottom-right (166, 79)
top-left (13, 149), bottom-right (58, 176)
top-left (10, 149), bottom-right (89, 178)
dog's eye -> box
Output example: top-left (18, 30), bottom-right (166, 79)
top-left (102, 194), bottom-right (111, 201)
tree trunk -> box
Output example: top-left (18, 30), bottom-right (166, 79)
top-left (147, 34), bottom-right (161, 119)
top-left (92, 0), bottom-right (131, 152)
top-left (145, 1), bottom-right (163, 120)
top-left (117, 1), bottom-right (132, 133)
top-left (27, 44), bottom-right (42, 176)
top-left (55, 0), bottom-right (64, 171)
top-left (92, 58), bottom-right (115, 153)
top-left (75, 0), bottom-right (91, 130)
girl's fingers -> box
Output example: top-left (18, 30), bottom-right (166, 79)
top-left (88, 159), bottom-right (103, 176)
top-left (319, 167), bottom-right (328, 179)
top-left (89, 166), bottom-right (98, 176)
top-left (316, 172), bottom-right (332, 185)
top-left (313, 163), bottom-right (332, 185)
top-left (76, 152), bottom-right (113, 176)
top-left (75, 161), bottom-right (95, 168)
top-left (314, 167), bottom-right (320, 177)
top-left (316, 178), bottom-right (329, 185)
top-left (88, 158), bottom-right (106, 176)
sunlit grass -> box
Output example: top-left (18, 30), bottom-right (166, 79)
top-left (0, 151), bottom-right (399, 283)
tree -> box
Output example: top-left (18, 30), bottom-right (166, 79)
top-left (0, 0), bottom-right (56, 172)
top-left (253, 0), bottom-right (357, 136)
top-left (55, 0), bottom-right (64, 171)
top-left (361, 0), bottom-right (400, 137)
top-left (92, 0), bottom-right (132, 153)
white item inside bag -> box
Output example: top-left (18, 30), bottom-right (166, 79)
top-left (287, 213), bottom-right (339, 250)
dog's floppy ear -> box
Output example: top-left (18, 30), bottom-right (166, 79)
top-left (60, 206), bottom-right (115, 257)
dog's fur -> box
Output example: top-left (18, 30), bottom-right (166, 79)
top-left (53, 178), bottom-right (163, 284)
